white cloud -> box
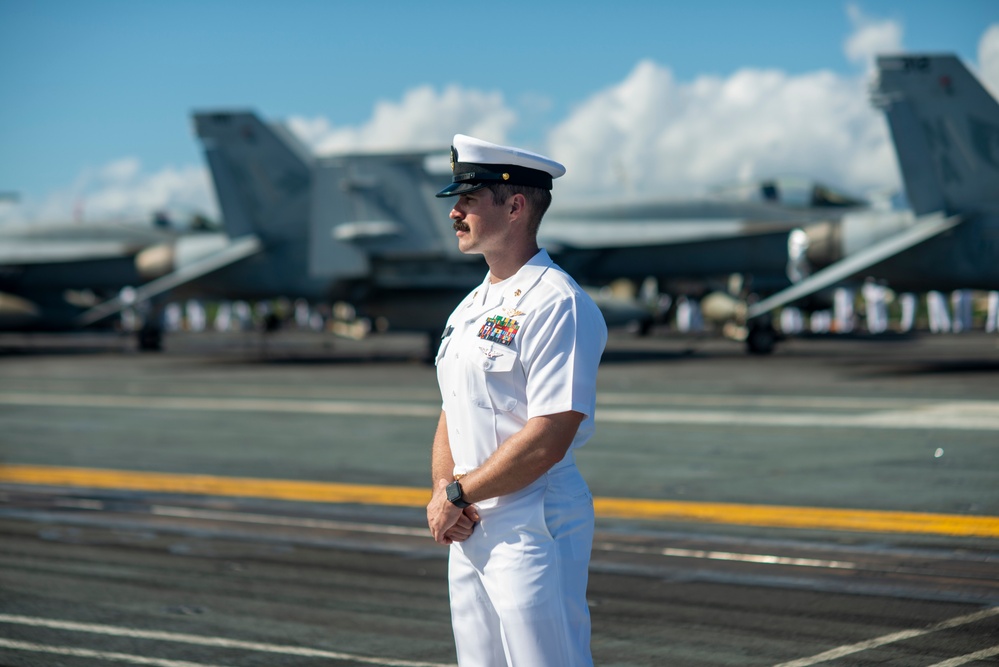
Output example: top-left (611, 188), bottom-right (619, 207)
top-left (979, 24), bottom-right (999, 97)
top-left (9, 8), bottom-right (994, 231)
top-left (99, 157), bottom-right (143, 184)
top-left (547, 59), bottom-right (898, 200)
top-left (844, 3), bottom-right (904, 69)
top-left (287, 84), bottom-right (518, 154)
top-left (0, 160), bottom-right (216, 227)
top-left (544, 4), bottom-right (910, 201)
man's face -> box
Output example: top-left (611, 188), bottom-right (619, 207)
top-left (449, 189), bottom-right (511, 256)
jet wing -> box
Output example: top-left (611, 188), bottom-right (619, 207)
top-left (746, 212), bottom-right (963, 319)
top-left (0, 240), bottom-right (144, 265)
top-left (77, 234), bottom-right (263, 326)
top-left (540, 219), bottom-right (795, 249)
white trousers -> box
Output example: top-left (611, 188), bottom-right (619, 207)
top-left (448, 464), bottom-right (595, 667)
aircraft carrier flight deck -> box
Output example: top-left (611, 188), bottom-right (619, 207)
top-left (1, 329), bottom-right (997, 666)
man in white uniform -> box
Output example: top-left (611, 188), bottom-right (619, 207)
top-left (426, 135), bottom-right (607, 666)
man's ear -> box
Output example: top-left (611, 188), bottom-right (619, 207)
top-left (508, 193), bottom-right (527, 218)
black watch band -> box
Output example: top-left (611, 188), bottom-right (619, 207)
top-left (446, 480), bottom-right (470, 508)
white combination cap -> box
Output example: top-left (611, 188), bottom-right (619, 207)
top-left (436, 134), bottom-right (566, 197)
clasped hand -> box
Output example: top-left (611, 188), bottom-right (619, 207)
top-left (427, 478), bottom-right (480, 545)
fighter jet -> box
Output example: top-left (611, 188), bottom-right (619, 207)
top-left (745, 54), bottom-right (999, 344)
top-left (79, 108), bottom-right (880, 351)
top-left (76, 115), bottom-right (494, 350)
top-left (0, 217), bottom-right (194, 332)
top-left (541, 176), bottom-right (867, 295)
top-left (83, 52), bottom-right (978, 355)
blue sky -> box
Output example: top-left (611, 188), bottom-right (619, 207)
top-left (0, 0), bottom-right (995, 224)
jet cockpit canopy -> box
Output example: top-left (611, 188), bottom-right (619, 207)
top-left (710, 177), bottom-right (867, 209)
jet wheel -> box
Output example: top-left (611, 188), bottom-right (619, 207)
top-left (746, 323), bottom-right (777, 355)
top-left (138, 325), bottom-right (163, 352)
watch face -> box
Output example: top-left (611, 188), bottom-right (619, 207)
top-left (446, 481), bottom-right (461, 503)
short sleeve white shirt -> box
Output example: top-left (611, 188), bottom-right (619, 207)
top-left (435, 249), bottom-right (607, 480)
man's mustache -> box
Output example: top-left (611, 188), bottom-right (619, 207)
top-left (453, 221), bottom-right (470, 232)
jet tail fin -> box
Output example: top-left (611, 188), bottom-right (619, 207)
top-left (874, 54), bottom-right (999, 216)
top-left (193, 111), bottom-right (314, 241)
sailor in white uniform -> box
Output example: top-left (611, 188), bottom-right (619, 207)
top-left (426, 135), bottom-right (607, 666)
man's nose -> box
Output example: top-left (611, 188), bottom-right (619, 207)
top-left (449, 207), bottom-right (463, 220)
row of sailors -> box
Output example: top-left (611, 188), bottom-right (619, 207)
top-left (668, 287), bottom-right (999, 335)
top-left (121, 299), bottom-right (330, 334)
top-left (124, 291), bottom-right (999, 336)
top-left (776, 288), bottom-right (998, 335)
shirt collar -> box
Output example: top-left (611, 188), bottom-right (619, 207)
top-left (470, 249), bottom-right (554, 309)
top-left (496, 248), bottom-right (554, 307)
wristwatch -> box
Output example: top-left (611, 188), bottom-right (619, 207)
top-left (446, 480), bottom-right (470, 508)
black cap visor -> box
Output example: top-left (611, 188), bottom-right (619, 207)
top-left (435, 180), bottom-right (490, 197)
top-left (435, 162), bottom-right (554, 198)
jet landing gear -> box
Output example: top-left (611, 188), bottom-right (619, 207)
top-left (134, 299), bottom-right (166, 352)
top-left (745, 317), bottom-right (779, 355)
top-left (137, 323), bottom-right (163, 351)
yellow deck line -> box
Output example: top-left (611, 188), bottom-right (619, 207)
top-left (0, 464), bottom-right (429, 507)
top-left (1, 464), bottom-right (997, 538)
